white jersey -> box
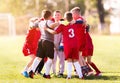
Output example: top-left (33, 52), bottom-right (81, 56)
top-left (54, 28), bottom-right (62, 50)
top-left (38, 20), bottom-right (54, 42)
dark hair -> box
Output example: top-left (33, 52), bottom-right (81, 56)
top-left (54, 10), bottom-right (61, 14)
top-left (64, 12), bottom-right (73, 22)
top-left (41, 10), bottom-right (52, 19)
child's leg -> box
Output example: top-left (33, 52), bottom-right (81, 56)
top-left (35, 58), bottom-right (44, 74)
top-left (44, 58), bottom-right (53, 75)
top-left (67, 59), bottom-right (72, 78)
top-left (58, 51), bottom-right (65, 74)
top-left (52, 50), bottom-right (57, 74)
top-left (23, 54), bottom-right (35, 72)
top-left (79, 53), bottom-right (85, 67)
top-left (30, 57), bottom-right (42, 72)
top-left (87, 56), bottom-right (101, 75)
top-left (79, 55), bottom-right (90, 76)
top-left (22, 54), bottom-right (36, 77)
top-left (73, 60), bottom-right (83, 78)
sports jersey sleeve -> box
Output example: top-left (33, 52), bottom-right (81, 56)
top-left (26, 29), bottom-right (35, 44)
top-left (55, 24), bottom-right (64, 34)
top-left (75, 20), bottom-right (84, 24)
top-left (47, 20), bottom-right (54, 27)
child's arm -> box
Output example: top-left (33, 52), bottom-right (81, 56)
top-left (45, 27), bottom-right (57, 34)
top-left (50, 22), bottom-right (59, 29)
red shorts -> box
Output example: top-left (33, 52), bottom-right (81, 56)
top-left (82, 48), bottom-right (93, 56)
top-left (64, 44), bottom-right (79, 60)
top-left (82, 33), bottom-right (93, 56)
top-left (78, 41), bottom-right (85, 51)
top-left (22, 43), bottom-right (37, 56)
top-left (77, 36), bottom-right (86, 51)
top-left (82, 40), bottom-right (93, 56)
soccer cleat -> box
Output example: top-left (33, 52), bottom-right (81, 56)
top-left (43, 73), bottom-right (51, 79)
top-left (95, 72), bottom-right (102, 76)
top-left (29, 70), bottom-right (34, 78)
top-left (22, 71), bottom-right (29, 78)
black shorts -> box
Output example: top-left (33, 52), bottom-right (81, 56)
top-left (36, 39), bottom-right (54, 59)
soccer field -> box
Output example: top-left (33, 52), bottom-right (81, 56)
top-left (0, 35), bottom-right (120, 83)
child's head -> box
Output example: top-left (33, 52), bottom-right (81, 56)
top-left (29, 17), bottom-right (39, 29)
top-left (41, 10), bottom-right (52, 20)
top-left (70, 7), bottom-right (81, 20)
top-left (53, 10), bottom-right (62, 22)
top-left (64, 12), bottom-right (73, 22)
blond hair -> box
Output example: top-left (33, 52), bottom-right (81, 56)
top-left (71, 7), bottom-right (81, 15)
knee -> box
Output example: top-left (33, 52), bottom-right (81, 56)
top-left (87, 60), bottom-right (92, 64)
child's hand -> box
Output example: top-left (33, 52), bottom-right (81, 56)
top-left (59, 43), bottom-right (64, 51)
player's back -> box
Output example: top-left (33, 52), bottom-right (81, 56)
top-left (85, 32), bottom-right (93, 49)
top-left (38, 20), bottom-right (54, 42)
top-left (26, 28), bottom-right (40, 44)
top-left (62, 23), bottom-right (79, 46)
top-left (75, 21), bottom-right (86, 51)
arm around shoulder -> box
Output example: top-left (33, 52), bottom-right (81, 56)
top-left (50, 22), bottom-right (59, 29)
top-left (45, 27), bottom-right (57, 34)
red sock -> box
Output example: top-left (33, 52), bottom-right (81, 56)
top-left (89, 62), bottom-right (101, 73)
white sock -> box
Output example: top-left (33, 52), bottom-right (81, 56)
top-left (45, 58), bottom-right (52, 75)
top-left (23, 66), bottom-right (29, 72)
top-left (31, 57), bottom-right (41, 72)
top-left (67, 62), bottom-right (72, 78)
top-left (73, 61), bottom-right (83, 78)
top-left (28, 66), bottom-right (31, 72)
top-left (52, 59), bottom-right (56, 74)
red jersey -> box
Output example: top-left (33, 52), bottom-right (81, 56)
top-left (85, 32), bottom-right (93, 50)
top-left (75, 20), bottom-right (86, 51)
top-left (22, 28), bottom-right (41, 56)
top-left (56, 24), bottom-right (79, 46)
top-left (56, 23), bottom-right (83, 60)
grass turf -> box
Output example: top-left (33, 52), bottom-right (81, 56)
top-left (0, 35), bottom-right (120, 83)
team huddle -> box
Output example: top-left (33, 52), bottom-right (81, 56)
top-left (21, 7), bottom-right (101, 79)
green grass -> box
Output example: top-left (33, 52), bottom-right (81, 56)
top-left (0, 35), bottom-right (120, 83)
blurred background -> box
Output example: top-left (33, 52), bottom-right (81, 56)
top-left (0, 0), bottom-right (120, 36)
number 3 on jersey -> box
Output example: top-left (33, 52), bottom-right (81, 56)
top-left (68, 28), bottom-right (75, 38)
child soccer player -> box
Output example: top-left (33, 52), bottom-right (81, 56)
top-left (71, 7), bottom-right (94, 76)
top-left (52, 10), bottom-right (65, 77)
top-left (82, 24), bottom-right (102, 76)
top-left (45, 12), bottom-right (83, 79)
top-left (28, 10), bottom-right (54, 79)
top-left (22, 17), bottom-right (40, 77)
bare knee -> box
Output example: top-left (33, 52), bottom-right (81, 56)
top-left (87, 60), bottom-right (92, 64)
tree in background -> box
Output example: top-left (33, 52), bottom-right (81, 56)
top-left (69, 0), bottom-right (86, 15)
top-left (83, 0), bottom-right (106, 33)
top-left (0, 0), bottom-right (107, 34)
top-left (0, 0), bottom-right (25, 16)
top-left (0, 0), bottom-right (47, 16)
top-left (97, 0), bottom-right (105, 33)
